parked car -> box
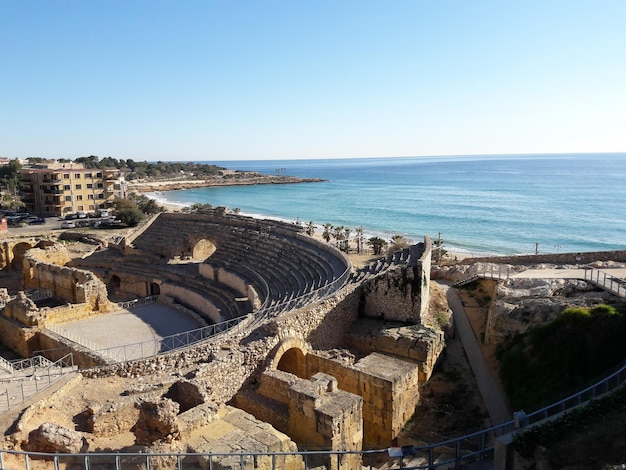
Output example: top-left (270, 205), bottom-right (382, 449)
top-left (25, 216), bottom-right (45, 225)
top-left (76, 211), bottom-right (87, 219)
top-left (64, 213), bottom-right (78, 220)
top-left (61, 221), bottom-right (76, 229)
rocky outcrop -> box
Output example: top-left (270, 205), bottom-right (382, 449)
top-left (133, 398), bottom-right (180, 445)
top-left (25, 423), bottom-right (86, 453)
top-left (485, 278), bottom-right (625, 344)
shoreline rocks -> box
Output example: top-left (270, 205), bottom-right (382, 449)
top-left (128, 175), bottom-right (325, 193)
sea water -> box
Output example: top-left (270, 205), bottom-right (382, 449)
top-left (150, 154), bottom-right (626, 256)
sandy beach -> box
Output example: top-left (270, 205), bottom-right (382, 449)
top-left (152, 198), bottom-right (469, 265)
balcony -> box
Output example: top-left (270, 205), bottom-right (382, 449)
top-left (43, 188), bottom-right (63, 194)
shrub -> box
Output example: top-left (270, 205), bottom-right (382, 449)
top-left (116, 208), bottom-right (144, 227)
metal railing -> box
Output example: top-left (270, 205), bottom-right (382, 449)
top-left (94, 315), bottom-right (251, 362)
top-left (1, 343), bottom-right (624, 467)
top-left (86, 268), bottom-right (351, 363)
top-left (583, 267), bottom-right (626, 299)
top-left (0, 289), bottom-right (54, 310)
top-left (453, 264), bottom-right (511, 287)
top-left (0, 353), bottom-right (74, 412)
top-left (47, 324), bottom-right (102, 352)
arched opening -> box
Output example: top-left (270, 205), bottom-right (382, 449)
top-left (191, 238), bottom-right (216, 261)
top-left (277, 347), bottom-right (307, 379)
top-left (109, 275), bottom-right (121, 294)
top-left (150, 282), bottom-right (161, 296)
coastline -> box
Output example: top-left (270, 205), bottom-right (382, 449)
top-left (128, 174), bottom-right (325, 193)
top-left (150, 194), bottom-right (474, 262)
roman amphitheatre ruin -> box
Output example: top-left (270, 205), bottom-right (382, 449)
top-left (0, 209), bottom-right (625, 469)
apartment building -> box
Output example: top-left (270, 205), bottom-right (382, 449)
top-left (19, 163), bottom-right (127, 216)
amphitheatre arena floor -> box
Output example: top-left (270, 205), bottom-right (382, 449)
top-left (58, 304), bottom-right (205, 358)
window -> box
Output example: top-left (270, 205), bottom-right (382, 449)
top-left (86, 183), bottom-right (93, 189)
top-left (63, 173), bottom-right (70, 179)
top-left (85, 173), bottom-right (92, 178)
top-left (74, 173), bottom-right (81, 179)
top-left (77, 205), bottom-right (84, 211)
top-left (88, 194), bottom-right (94, 200)
top-left (76, 195), bottom-right (83, 201)
top-left (64, 184), bottom-right (70, 190)
top-left (96, 172), bottom-right (102, 178)
top-left (97, 183), bottom-right (104, 189)
top-left (98, 193), bottom-right (105, 199)
top-left (65, 196), bottom-right (72, 201)
top-left (75, 184), bottom-right (82, 190)
top-left (88, 204), bottom-right (95, 210)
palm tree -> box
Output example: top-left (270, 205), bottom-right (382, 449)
top-left (388, 234), bottom-right (412, 256)
top-left (368, 236), bottom-right (387, 256)
top-left (305, 221), bottom-right (316, 236)
top-left (355, 226), bottom-right (364, 253)
top-left (322, 223), bottom-right (333, 242)
top-left (333, 225), bottom-right (345, 247)
top-left (343, 227), bottom-right (352, 252)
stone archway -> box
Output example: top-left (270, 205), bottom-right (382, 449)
top-left (191, 238), bottom-right (216, 261)
top-left (150, 282), bottom-right (161, 296)
top-left (268, 337), bottom-right (310, 379)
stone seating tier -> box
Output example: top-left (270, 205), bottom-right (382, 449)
top-left (131, 213), bottom-right (349, 309)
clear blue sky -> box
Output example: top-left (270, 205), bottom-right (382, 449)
top-left (2, 1), bottom-right (625, 161)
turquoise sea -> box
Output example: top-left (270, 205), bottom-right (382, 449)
top-left (150, 154), bottom-right (626, 256)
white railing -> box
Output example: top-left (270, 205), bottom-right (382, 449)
top-left (583, 267), bottom-right (626, 299)
top-left (47, 324), bottom-right (102, 352)
top-left (0, 354), bottom-right (74, 412)
top-left (85, 267), bottom-right (351, 363)
top-left (1, 360), bottom-right (624, 469)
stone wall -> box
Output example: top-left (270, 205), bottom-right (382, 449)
top-left (160, 284), bottom-right (221, 323)
top-left (306, 351), bottom-right (420, 447)
top-left (0, 315), bottom-right (37, 357)
top-left (243, 369), bottom-right (362, 470)
top-left (199, 265), bottom-right (261, 310)
top-left (345, 319), bottom-right (445, 382)
top-left (23, 248), bottom-right (115, 313)
top-left (460, 249), bottom-right (626, 266)
top-left (360, 264), bottom-right (426, 323)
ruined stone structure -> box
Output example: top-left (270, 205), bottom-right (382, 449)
top-left (0, 211), bottom-right (447, 468)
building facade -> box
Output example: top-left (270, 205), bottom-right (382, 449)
top-left (19, 163), bottom-right (127, 216)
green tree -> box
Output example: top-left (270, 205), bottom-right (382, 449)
top-left (117, 207), bottom-right (144, 227)
top-left (433, 235), bottom-right (447, 263)
top-left (368, 237), bottom-right (387, 256)
top-left (113, 197), bottom-right (136, 211)
top-left (343, 227), bottom-right (352, 252)
top-left (322, 223), bottom-right (333, 242)
top-left (355, 226), bottom-right (364, 253)
top-left (387, 234), bottom-right (412, 256)
top-left (305, 221), bottom-right (316, 236)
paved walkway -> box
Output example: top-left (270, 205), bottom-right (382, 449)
top-left (510, 267), bottom-right (626, 280)
top-left (440, 282), bottom-right (512, 426)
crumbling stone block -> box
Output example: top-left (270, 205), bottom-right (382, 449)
top-left (26, 422), bottom-right (86, 453)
